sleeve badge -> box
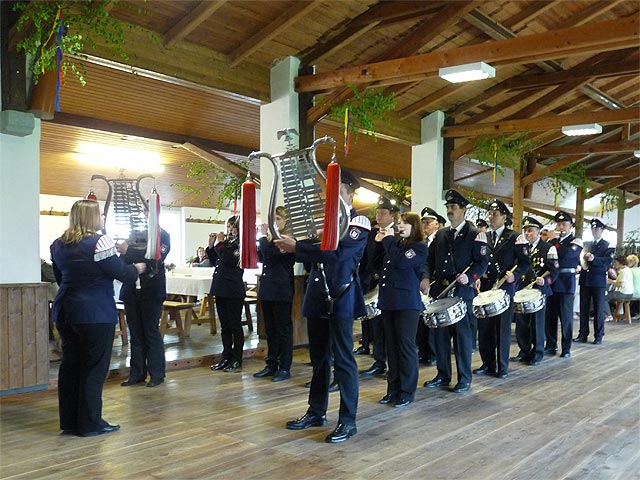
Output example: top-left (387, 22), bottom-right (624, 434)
top-left (405, 249), bottom-right (416, 259)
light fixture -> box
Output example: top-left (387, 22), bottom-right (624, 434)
top-left (634, 150), bottom-right (640, 158)
top-left (354, 187), bottom-right (380, 205)
top-left (561, 123), bottom-right (602, 136)
top-left (75, 142), bottom-right (165, 172)
top-left (439, 61), bottom-right (495, 83)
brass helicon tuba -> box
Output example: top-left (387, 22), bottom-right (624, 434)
top-left (249, 129), bottom-right (350, 245)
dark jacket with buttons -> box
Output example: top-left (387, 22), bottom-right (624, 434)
top-left (377, 236), bottom-right (426, 311)
top-left (549, 234), bottom-right (583, 294)
top-left (425, 220), bottom-right (488, 301)
top-left (480, 229), bottom-right (530, 296)
top-left (119, 228), bottom-right (170, 302)
top-left (51, 234), bottom-right (139, 325)
top-left (207, 238), bottom-right (245, 299)
top-left (579, 239), bottom-right (614, 288)
top-left (519, 239), bottom-right (559, 297)
top-left (257, 236), bottom-right (295, 302)
top-left (295, 212), bottom-right (369, 319)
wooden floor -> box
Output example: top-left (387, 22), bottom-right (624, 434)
top-left (2, 319), bottom-right (639, 480)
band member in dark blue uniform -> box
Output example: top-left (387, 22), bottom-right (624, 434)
top-left (511, 217), bottom-right (559, 366)
top-left (417, 207), bottom-right (445, 366)
top-left (253, 206), bottom-right (296, 382)
top-left (377, 212), bottom-right (426, 407)
top-left (422, 189), bottom-right (488, 393)
top-left (208, 215), bottom-right (245, 372)
top-left (576, 218), bottom-right (615, 344)
top-left (545, 211), bottom-right (583, 357)
top-left (359, 196), bottom-right (399, 377)
top-left (52, 200), bottom-right (144, 436)
top-left (119, 220), bottom-right (171, 388)
top-left (277, 169), bottom-right (370, 443)
top-left (474, 200), bottom-right (530, 379)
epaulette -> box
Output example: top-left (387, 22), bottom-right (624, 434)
top-left (515, 233), bottom-right (528, 245)
top-left (350, 215), bottom-right (371, 231)
top-left (475, 231), bottom-right (487, 243)
top-left (94, 235), bottom-right (117, 261)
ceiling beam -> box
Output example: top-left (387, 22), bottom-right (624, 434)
top-left (458, 89), bottom-right (544, 126)
top-left (164, 1), bottom-right (227, 48)
top-left (537, 141), bottom-right (640, 157)
top-left (503, 0), bottom-right (557, 31)
top-left (398, 83), bottom-right (466, 120)
top-left (180, 142), bottom-right (259, 185)
top-left (228, 1), bottom-right (316, 67)
top-left (587, 168), bottom-right (637, 178)
top-left (441, 108), bottom-right (639, 138)
top-left (587, 176), bottom-right (640, 198)
top-left (297, 17), bottom-right (639, 94)
top-left (522, 156), bottom-right (591, 186)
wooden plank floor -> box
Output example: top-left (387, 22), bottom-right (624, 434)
top-left (2, 319), bottom-right (639, 480)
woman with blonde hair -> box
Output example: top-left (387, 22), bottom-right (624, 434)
top-left (51, 199), bottom-right (145, 437)
top-left (376, 212), bottom-right (426, 408)
top-left (253, 206), bottom-right (296, 381)
top-left (626, 254), bottom-right (640, 316)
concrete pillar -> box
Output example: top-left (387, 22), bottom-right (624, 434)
top-left (411, 111), bottom-right (445, 216)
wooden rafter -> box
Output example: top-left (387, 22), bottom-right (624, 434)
top-left (458, 89), bottom-right (543, 126)
top-left (398, 84), bottom-right (466, 120)
top-left (587, 168), bottom-right (638, 178)
top-left (503, 0), bottom-right (557, 31)
top-left (164, 1), bottom-right (227, 47)
top-left (296, 17), bottom-right (639, 94)
top-left (228, 1), bottom-right (316, 67)
top-left (441, 108), bottom-right (639, 138)
top-left (537, 141), bottom-right (640, 157)
top-left (180, 142), bottom-right (259, 185)
top-left (587, 176), bottom-right (640, 198)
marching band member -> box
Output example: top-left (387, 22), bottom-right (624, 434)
top-left (376, 212), bottom-right (426, 408)
top-left (474, 200), bottom-right (530, 380)
top-left (277, 169), bottom-right (370, 444)
top-left (253, 206), bottom-right (296, 382)
top-left (544, 211), bottom-right (583, 358)
top-left (511, 217), bottom-right (559, 366)
top-left (421, 190), bottom-right (488, 393)
top-left (209, 215), bottom-right (245, 373)
top-left (575, 218), bottom-right (615, 345)
top-left (359, 196), bottom-right (399, 377)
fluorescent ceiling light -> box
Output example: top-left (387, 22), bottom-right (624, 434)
top-left (634, 150), bottom-right (640, 158)
top-left (561, 123), bottom-right (603, 136)
top-left (439, 61), bottom-right (495, 83)
top-left (75, 142), bottom-right (165, 172)
top-left (354, 187), bottom-right (380, 205)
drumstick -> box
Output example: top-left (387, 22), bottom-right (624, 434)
top-left (492, 265), bottom-right (519, 290)
top-left (437, 265), bottom-right (472, 300)
top-left (525, 271), bottom-right (550, 289)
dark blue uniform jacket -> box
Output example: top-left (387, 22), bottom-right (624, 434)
top-left (480, 229), bottom-right (530, 297)
top-left (119, 229), bottom-right (170, 302)
top-left (377, 236), bottom-right (426, 311)
top-left (257, 236), bottom-right (295, 302)
top-left (550, 234), bottom-right (583, 294)
top-left (520, 239), bottom-right (559, 297)
top-left (207, 239), bottom-right (245, 298)
top-left (579, 239), bottom-right (615, 288)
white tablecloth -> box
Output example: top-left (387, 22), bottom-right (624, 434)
top-left (165, 274), bottom-right (212, 298)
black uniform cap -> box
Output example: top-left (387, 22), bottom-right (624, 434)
top-left (476, 218), bottom-right (489, 228)
top-left (554, 211), bottom-right (573, 224)
top-left (488, 199), bottom-right (511, 216)
top-left (377, 196), bottom-right (399, 213)
top-left (590, 217), bottom-right (606, 229)
top-left (340, 168), bottom-right (360, 190)
top-left (522, 216), bottom-right (544, 229)
top-left (444, 189), bottom-right (470, 207)
top-left (421, 207), bottom-right (446, 225)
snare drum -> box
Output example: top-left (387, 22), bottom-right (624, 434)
top-left (423, 297), bottom-right (467, 328)
top-left (513, 289), bottom-right (545, 314)
top-left (472, 289), bottom-right (511, 318)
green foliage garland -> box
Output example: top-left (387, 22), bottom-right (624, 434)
top-left (599, 189), bottom-right (624, 214)
top-left (538, 162), bottom-right (590, 199)
top-left (327, 84), bottom-right (396, 140)
top-left (469, 133), bottom-right (539, 175)
top-left (14, 0), bottom-right (134, 85)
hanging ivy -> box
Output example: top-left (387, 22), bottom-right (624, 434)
top-left (384, 177), bottom-right (409, 205)
top-left (326, 84), bottom-right (396, 140)
top-left (469, 133), bottom-right (539, 175)
top-left (537, 162), bottom-right (590, 201)
top-left (172, 160), bottom-right (248, 211)
top-left (599, 189), bottom-right (624, 215)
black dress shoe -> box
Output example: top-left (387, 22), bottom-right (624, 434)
top-left (329, 380), bottom-right (340, 392)
top-left (253, 367), bottom-right (277, 378)
top-left (529, 359), bottom-right (541, 366)
top-left (211, 359), bottom-right (230, 371)
top-left (79, 424), bottom-right (120, 437)
top-left (544, 348), bottom-right (558, 355)
top-left (360, 364), bottom-right (386, 376)
top-left (573, 336), bottom-right (587, 343)
top-left (424, 377), bottom-right (450, 388)
top-left (146, 378), bottom-right (164, 387)
top-left (272, 370), bottom-right (291, 382)
top-left (509, 354), bottom-right (527, 362)
top-left (378, 394), bottom-right (397, 405)
top-left (286, 412), bottom-right (327, 430)
top-left (560, 351), bottom-right (571, 358)
top-left (593, 339), bottom-right (602, 345)
top-left (394, 397), bottom-right (412, 408)
top-left (426, 359), bottom-right (437, 367)
top-left (223, 360), bottom-right (242, 372)
top-left (325, 423), bottom-right (357, 443)
top-left (120, 378), bottom-right (145, 387)
top-left (495, 371), bottom-right (508, 379)
top-left (353, 346), bottom-right (370, 355)
top-left (473, 366), bottom-right (496, 375)
top-left (452, 382), bottom-right (471, 393)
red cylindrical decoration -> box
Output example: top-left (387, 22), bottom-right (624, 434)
top-left (321, 162), bottom-right (340, 251)
top-left (86, 189), bottom-right (97, 201)
top-left (240, 178), bottom-right (258, 269)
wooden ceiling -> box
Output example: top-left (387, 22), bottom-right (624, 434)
top-left (12, 0), bottom-right (640, 212)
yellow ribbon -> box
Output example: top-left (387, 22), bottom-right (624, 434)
top-left (40, 6), bottom-right (62, 74)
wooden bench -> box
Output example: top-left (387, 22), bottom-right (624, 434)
top-left (197, 295), bottom-right (217, 334)
top-left (613, 298), bottom-right (639, 324)
top-left (243, 292), bottom-right (257, 332)
top-left (115, 302), bottom-right (129, 345)
top-left (160, 301), bottom-right (195, 338)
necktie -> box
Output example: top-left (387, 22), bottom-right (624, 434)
top-left (490, 231), bottom-right (496, 247)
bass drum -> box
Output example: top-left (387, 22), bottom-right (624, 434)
top-left (513, 289), bottom-right (545, 314)
top-left (423, 297), bottom-right (467, 329)
top-left (472, 289), bottom-right (510, 318)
